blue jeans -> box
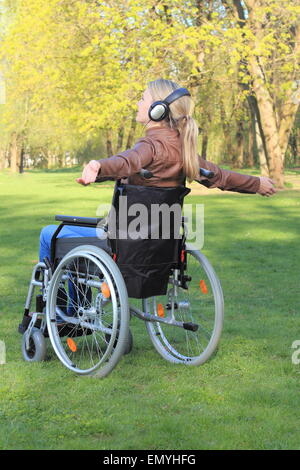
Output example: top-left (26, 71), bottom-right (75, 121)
top-left (39, 225), bottom-right (99, 317)
top-left (39, 224), bottom-right (98, 262)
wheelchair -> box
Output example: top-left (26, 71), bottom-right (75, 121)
top-left (19, 170), bottom-right (224, 378)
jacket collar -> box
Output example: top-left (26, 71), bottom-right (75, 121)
top-left (145, 126), bottom-right (179, 138)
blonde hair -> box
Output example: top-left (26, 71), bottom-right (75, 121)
top-left (147, 78), bottom-right (199, 182)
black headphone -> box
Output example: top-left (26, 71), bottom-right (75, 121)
top-left (148, 87), bottom-right (191, 122)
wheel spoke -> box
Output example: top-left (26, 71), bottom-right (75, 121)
top-left (144, 249), bottom-right (224, 365)
top-left (46, 248), bottom-right (129, 377)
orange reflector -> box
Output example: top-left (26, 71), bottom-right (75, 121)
top-left (67, 338), bottom-right (77, 352)
top-left (200, 280), bottom-right (208, 294)
top-left (101, 282), bottom-right (111, 299)
top-left (157, 303), bottom-right (165, 318)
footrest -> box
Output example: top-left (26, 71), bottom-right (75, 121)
top-left (18, 315), bottom-right (32, 334)
top-left (18, 314), bottom-right (42, 334)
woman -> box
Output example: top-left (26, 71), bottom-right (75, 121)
top-left (39, 78), bottom-right (276, 262)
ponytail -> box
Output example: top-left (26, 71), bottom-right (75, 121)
top-left (170, 115), bottom-right (199, 183)
top-left (148, 79), bottom-right (200, 182)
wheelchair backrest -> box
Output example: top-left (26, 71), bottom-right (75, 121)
top-left (108, 182), bottom-right (190, 298)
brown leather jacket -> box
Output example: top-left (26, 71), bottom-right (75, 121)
top-left (97, 126), bottom-right (260, 193)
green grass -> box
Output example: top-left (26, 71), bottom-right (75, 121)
top-left (0, 168), bottom-right (300, 450)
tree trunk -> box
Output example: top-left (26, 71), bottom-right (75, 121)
top-left (297, 128), bottom-right (300, 166)
top-left (246, 96), bottom-right (270, 170)
top-left (287, 127), bottom-right (298, 165)
top-left (19, 146), bottom-right (25, 173)
top-left (57, 154), bottom-right (63, 168)
top-left (47, 150), bottom-right (57, 168)
top-left (106, 128), bottom-right (114, 157)
top-left (231, 0), bottom-right (283, 178)
top-left (0, 149), bottom-right (5, 171)
top-left (255, 117), bottom-right (269, 176)
top-left (278, 25), bottom-right (300, 161)
top-left (10, 132), bottom-right (20, 173)
top-left (116, 126), bottom-right (124, 152)
top-left (233, 121), bottom-right (244, 168)
top-left (5, 146), bottom-right (10, 168)
top-left (246, 118), bottom-right (255, 167)
top-left (201, 133), bottom-right (208, 160)
top-left (220, 100), bottom-right (235, 162)
top-left (249, 56), bottom-right (284, 187)
top-left (279, 101), bottom-right (300, 163)
top-left (126, 113), bottom-right (137, 149)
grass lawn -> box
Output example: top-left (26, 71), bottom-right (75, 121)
top-left (0, 167), bottom-right (300, 450)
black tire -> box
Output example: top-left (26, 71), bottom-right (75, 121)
top-left (124, 328), bottom-right (133, 355)
top-left (46, 246), bottom-right (129, 378)
top-left (144, 247), bottom-right (224, 365)
top-left (21, 327), bottom-right (47, 362)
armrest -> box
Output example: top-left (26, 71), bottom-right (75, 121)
top-left (55, 215), bottom-right (103, 226)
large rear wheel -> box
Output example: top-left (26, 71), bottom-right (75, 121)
top-left (144, 247), bottom-right (224, 365)
top-left (46, 246), bottom-right (129, 378)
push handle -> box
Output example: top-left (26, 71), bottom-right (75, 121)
top-left (140, 168), bottom-right (215, 179)
top-left (95, 167), bottom-right (214, 182)
top-left (199, 168), bottom-right (214, 179)
top-left (95, 168), bottom-right (153, 183)
top-left (139, 169), bottom-right (153, 179)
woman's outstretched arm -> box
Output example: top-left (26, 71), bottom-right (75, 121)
top-left (76, 138), bottom-right (155, 185)
top-left (196, 155), bottom-right (277, 197)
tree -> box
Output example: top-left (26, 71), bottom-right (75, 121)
top-left (1, 0), bottom-right (299, 183)
top-left (226, 0), bottom-right (300, 187)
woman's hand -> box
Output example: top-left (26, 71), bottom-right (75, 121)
top-left (76, 160), bottom-right (101, 186)
top-left (257, 176), bottom-right (277, 197)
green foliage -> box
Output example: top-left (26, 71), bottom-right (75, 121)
top-left (0, 0), bottom-right (299, 165)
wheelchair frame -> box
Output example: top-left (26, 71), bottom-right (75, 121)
top-left (20, 213), bottom-right (224, 377)
top-left (20, 173), bottom-right (224, 378)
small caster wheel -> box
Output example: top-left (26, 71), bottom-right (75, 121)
top-left (22, 327), bottom-right (47, 362)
